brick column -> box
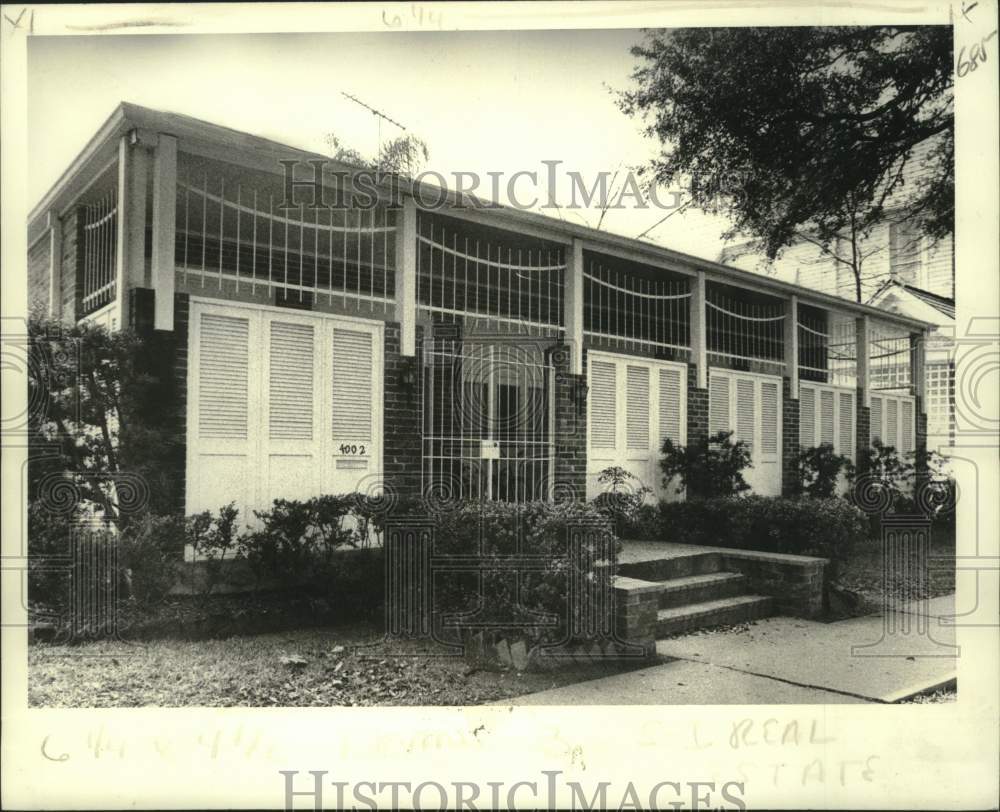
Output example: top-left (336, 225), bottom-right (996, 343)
top-left (551, 343), bottom-right (587, 501)
top-left (686, 363), bottom-right (708, 446)
top-left (856, 386), bottom-right (871, 473)
top-left (168, 293), bottom-right (190, 518)
top-left (383, 322), bottom-right (424, 503)
top-left (782, 377), bottom-right (801, 495)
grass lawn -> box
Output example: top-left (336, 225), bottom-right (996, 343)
top-left (29, 624), bottom-right (652, 707)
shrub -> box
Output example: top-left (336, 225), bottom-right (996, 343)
top-left (660, 431), bottom-right (752, 498)
top-left (658, 496), bottom-right (868, 578)
top-left (590, 466), bottom-right (652, 537)
top-left (429, 500), bottom-right (619, 648)
top-left (797, 443), bottom-right (855, 497)
top-left (187, 502), bottom-right (241, 598)
top-left (118, 513), bottom-right (185, 606)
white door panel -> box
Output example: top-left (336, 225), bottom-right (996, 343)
top-left (587, 352), bottom-right (687, 500)
top-left (186, 299), bottom-right (383, 522)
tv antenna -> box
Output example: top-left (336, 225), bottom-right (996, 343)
top-left (340, 92), bottom-right (410, 167)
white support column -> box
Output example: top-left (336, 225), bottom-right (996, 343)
top-left (46, 211), bottom-right (62, 320)
top-left (911, 329), bottom-right (927, 402)
top-left (394, 196), bottom-right (417, 356)
top-left (784, 294), bottom-right (799, 399)
top-left (151, 134), bottom-right (178, 331)
top-left (856, 315), bottom-right (871, 408)
top-left (690, 271), bottom-right (707, 389)
top-left (113, 136), bottom-right (131, 325)
top-left (125, 144), bottom-right (150, 291)
top-left (564, 238), bottom-right (584, 375)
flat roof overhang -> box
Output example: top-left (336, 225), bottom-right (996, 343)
top-left (28, 101), bottom-right (938, 334)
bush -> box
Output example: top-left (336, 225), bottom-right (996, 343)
top-left (797, 444), bottom-right (854, 497)
top-left (658, 496), bottom-right (868, 578)
top-left (590, 466), bottom-right (652, 537)
top-left (118, 513), bottom-right (185, 607)
top-left (660, 431), bottom-right (752, 498)
top-left (187, 502), bottom-right (241, 598)
top-left (429, 500), bottom-right (619, 648)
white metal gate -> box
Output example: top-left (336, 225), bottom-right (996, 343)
top-left (186, 298), bottom-right (383, 520)
top-left (709, 369), bottom-right (782, 496)
top-left (586, 351), bottom-right (687, 501)
top-left (422, 335), bottom-right (553, 502)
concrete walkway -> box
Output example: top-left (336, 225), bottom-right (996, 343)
top-left (504, 595), bottom-right (957, 705)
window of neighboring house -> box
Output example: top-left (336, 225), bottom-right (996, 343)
top-left (889, 220), bottom-right (923, 285)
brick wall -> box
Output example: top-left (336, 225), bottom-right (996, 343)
top-left (782, 378), bottom-right (800, 495)
top-left (719, 550), bottom-right (827, 618)
top-left (552, 343), bottom-right (587, 501)
top-left (686, 363), bottom-right (708, 445)
top-left (914, 394), bottom-right (928, 481)
top-left (169, 293), bottom-right (190, 516)
top-left (28, 236), bottom-right (51, 316)
top-left (856, 387), bottom-right (871, 472)
top-left (383, 322), bottom-right (424, 503)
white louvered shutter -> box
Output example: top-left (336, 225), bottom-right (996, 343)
top-left (332, 328), bottom-right (373, 443)
top-left (626, 365), bottom-right (650, 450)
top-left (198, 313), bottom-right (249, 439)
top-left (886, 398), bottom-right (898, 448)
top-left (800, 386), bottom-right (816, 448)
top-left (870, 396), bottom-right (883, 444)
top-left (269, 321), bottom-right (314, 440)
top-left (760, 381), bottom-right (779, 457)
top-left (658, 367), bottom-right (683, 447)
top-left (736, 378), bottom-right (755, 450)
top-left (820, 390), bottom-right (835, 447)
top-left (839, 392), bottom-right (855, 460)
top-left (901, 400), bottom-right (914, 454)
top-left (709, 374), bottom-right (730, 437)
top-left (589, 360), bottom-right (617, 449)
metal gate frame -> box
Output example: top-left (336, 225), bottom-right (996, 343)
top-left (422, 332), bottom-right (555, 503)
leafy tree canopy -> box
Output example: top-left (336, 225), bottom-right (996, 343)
top-left (620, 27), bottom-right (953, 297)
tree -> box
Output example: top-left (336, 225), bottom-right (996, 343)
top-left (28, 317), bottom-right (183, 531)
top-left (324, 132), bottom-right (430, 176)
top-left (619, 27), bottom-right (953, 301)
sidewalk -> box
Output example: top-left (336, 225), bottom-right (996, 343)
top-left (503, 595), bottom-right (957, 705)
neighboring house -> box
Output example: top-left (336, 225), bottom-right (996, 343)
top-left (718, 138), bottom-right (955, 454)
top-left (27, 103), bottom-right (935, 523)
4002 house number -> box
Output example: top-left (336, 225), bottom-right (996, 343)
top-left (337, 444), bottom-right (367, 456)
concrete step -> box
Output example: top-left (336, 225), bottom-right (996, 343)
top-left (619, 552), bottom-right (723, 582)
top-left (656, 595), bottom-right (774, 638)
top-left (656, 572), bottom-right (747, 609)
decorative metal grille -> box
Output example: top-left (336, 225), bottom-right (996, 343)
top-left (175, 171), bottom-right (396, 312)
top-left (870, 326), bottom-right (913, 392)
top-left (80, 189), bottom-right (118, 315)
top-left (706, 283), bottom-right (784, 365)
top-left (583, 258), bottom-right (691, 352)
top-left (417, 215), bottom-right (565, 336)
top-left (798, 307), bottom-right (857, 388)
top-left (422, 333), bottom-right (553, 503)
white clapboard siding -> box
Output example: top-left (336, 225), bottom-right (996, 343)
top-left (332, 328), bottom-right (373, 442)
top-left (198, 314), bottom-right (250, 439)
top-left (626, 365), bottom-right (650, 450)
top-left (589, 360), bottom-right (617, 449)
top-left (268, 321), bottom-right (315, 440)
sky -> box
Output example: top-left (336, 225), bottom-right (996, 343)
top-left (27, 31), bottom-right (735, 261)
